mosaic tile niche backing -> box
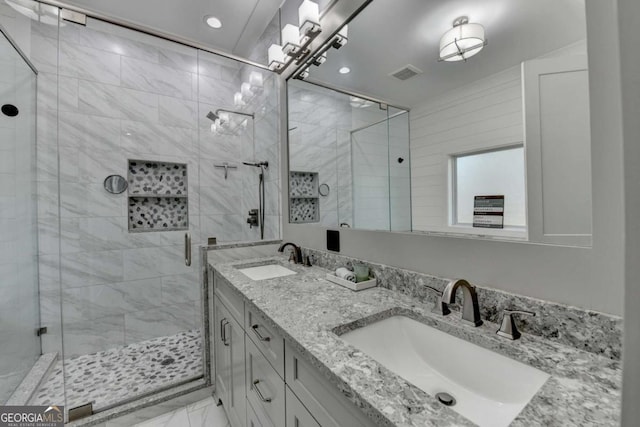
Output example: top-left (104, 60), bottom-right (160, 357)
top-left (290, 171), bottom-right (319, 223)
top-left (128, 160), bottom-right (189, 231)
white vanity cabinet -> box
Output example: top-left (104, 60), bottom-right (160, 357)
top-left (214, 280), bottom-right (246, 427)
top-left (213, 274), bottom-right (377, 427)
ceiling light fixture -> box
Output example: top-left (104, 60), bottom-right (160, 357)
top-left (438, 16), bottom-right (487, 62)
top-left (339, 66), bottom-right (351, 74)
top-left (204, 15), bottom-right (222, 29)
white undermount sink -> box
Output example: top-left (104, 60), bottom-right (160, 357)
top-left (238, 264), bottom-right (296, 281)
top-left (340, 315), bottom-right (550, 427)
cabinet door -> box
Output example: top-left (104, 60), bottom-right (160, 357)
top-left (286, 387), bottom-right (320, 427)
top-left (214, 296), bottom-right (230, 406)
top-left (214, 297), bottom-right (246, 427)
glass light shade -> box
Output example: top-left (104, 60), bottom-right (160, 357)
top-left (241, 82), bottom-right (252, 99)
top-left (268, 44), bottom-right (286, 70)
top-left (218, 112), bottom-right (229, 125)
top-left (439, 22), bottom-right (486, 62)
top-left (298, 0), bottom-right (320, 35)
top-left (234, 92), bottom-right (244, 107)
top-left (210, 123), bottom-right (218, 133)
top-left (282, 24), bottom-right (301, 55)
top-left (249, 71), bottom-right (263, 90)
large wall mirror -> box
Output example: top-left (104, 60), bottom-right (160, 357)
top-left (286, 0), bottom-right (592, 247)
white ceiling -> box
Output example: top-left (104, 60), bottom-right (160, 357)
top-left (60, 0), bottom-right (282, 59)
top-left (308, 0), bottom-right (587, 107)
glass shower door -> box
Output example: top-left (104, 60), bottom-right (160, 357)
top-left (54, 16), bottom-right (205, 414)
top-left (0, 27), bottom-right (40, 403)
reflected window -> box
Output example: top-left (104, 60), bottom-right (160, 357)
top-left (452, 146), bottom-right (526, 228)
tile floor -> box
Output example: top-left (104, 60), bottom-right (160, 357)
top-left (30, 329), bottom-right (203, 411)
top-left (134, 397), bottom-right (229, 427)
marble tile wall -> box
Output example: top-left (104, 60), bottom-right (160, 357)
top-left (197, 50), bottom-right (280, 243)
top-left (0, 1), bottom-right (281, 361)
top-left (0, 3), bottom-right (42, 403)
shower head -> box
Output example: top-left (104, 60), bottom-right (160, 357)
top-left (243, 161), bottom-right (269, 168)
top-left (206, 111), bottom-right (219, 122)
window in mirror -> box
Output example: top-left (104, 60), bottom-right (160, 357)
top-left (452, 146), bottom-right (526, 230)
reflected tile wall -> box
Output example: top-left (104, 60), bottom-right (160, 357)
top-left (288, 82), bottom-right (351, 226)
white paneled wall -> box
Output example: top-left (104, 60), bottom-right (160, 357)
top-left (410, 66), bottom-right (523, 233)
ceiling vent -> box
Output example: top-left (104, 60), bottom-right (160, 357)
top-left (389, 64), bottom-right (423, 81)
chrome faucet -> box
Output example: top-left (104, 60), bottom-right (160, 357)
top-left (441, 279), bottom-right (483, 327)
top-left (277, 242), bottom-right (303, 264)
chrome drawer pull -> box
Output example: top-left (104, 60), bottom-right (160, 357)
top-left (252, 379), bottom-right (272, 403)
top-left (220, 319), bottom-right (230, 346)
top-left (251, 324), bottom-right (271, 342)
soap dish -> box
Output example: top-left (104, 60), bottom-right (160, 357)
top-left (325, 273), bottom-right (377, 291)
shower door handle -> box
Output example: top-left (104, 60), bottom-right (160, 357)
top-left (185, 232), bottom-right (191, 266)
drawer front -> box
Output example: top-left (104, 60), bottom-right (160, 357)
top-left (245, 307), bottom-right (285, 378)
top-left (215, 273), bottom-right (244, 324)
top-left (246, 337), bottom-right (285, 427)
top-left (246, 398), bottom-right (273, 427)
top-left (286, 386), bottom-right (320, 427)
top-left (285, 342), bottom-right (377, 427)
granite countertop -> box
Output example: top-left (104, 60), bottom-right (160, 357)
top-left (211, 255), bottom-right (622, 427)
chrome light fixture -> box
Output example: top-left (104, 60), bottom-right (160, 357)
top-left (438, 16), bottom-right (487, 62)
top-left (282, 24), bottom-right (302, 56)
top-left (268, 44), bottom-right (287, 71)
top-left (298, 0), bottom-right (321, 38)
top-left (332, 25), bottom-right (348, 49)
top-left (267, 0), bottom-right (324, 74)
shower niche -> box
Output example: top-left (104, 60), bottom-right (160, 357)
top-left (127, 160), bottom-right (189, 232)
top-left (289, 171), bottom-right (319, 223)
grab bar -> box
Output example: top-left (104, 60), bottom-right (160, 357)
top-left (185, 232), bottom-right (191, 266)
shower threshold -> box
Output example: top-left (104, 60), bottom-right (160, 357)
top-left (30, 329), bottom-right (203, 413)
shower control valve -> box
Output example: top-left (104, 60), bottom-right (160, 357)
top-left (247, 209), bottom-right (259, 228)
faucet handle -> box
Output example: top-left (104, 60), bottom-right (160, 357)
top-left (496, 309), bottom-right (535, 340)
top-left (424, 286), bottom-right (451, 316)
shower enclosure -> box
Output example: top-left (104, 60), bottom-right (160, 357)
top-left (0, 0), bottom-right (280, 420)
top-left (351, 107), bottom-right (411, 231)
top-left (0, 25), bottom-right (39, 404)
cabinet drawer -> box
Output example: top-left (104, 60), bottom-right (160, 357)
top-left (246, 398), bottom-right (272, 427)
top-left (215, 272), bottom-right (244, 324)
top-left (246, 337), bottom-right (285, 427)
top-left (286, 386), bottom-right (320, 427)
top-left (245, 306), bottom-right (285, 378)
top-left (285, 342), bottom-right (376, 427)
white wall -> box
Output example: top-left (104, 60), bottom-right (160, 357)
top-left (282, 1), bottom-right (624, 316)
top-left (619, 0), bottom-right (640, 421)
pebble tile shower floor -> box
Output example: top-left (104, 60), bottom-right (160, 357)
top-left (30, 330), bottom-right (203, 411)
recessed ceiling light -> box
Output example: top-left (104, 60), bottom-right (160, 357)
top-left (339, 66), bottom-right (351, 74)
top-left (204, 15), bottom-right (222, 29)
